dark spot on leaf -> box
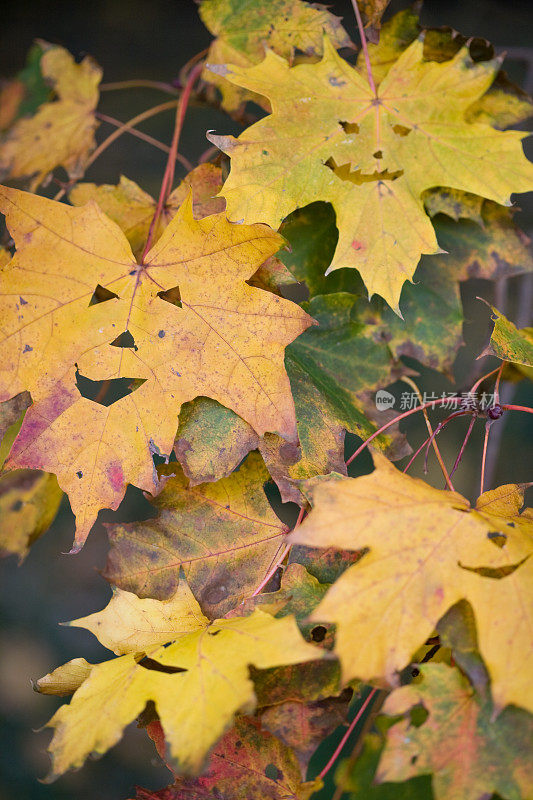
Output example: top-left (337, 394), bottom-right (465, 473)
top-left (410, 704), bottom-right (429, 727)
top-left (11, 500), bottom-right (24, 512)
top-left (89, 284), bottom-right (119, 306)
top-left (329, 75), bottom-right (346, 87)
top-left (411, 755), bottom-right (418, 764)
top-left (76, 471), bottom-right (83, 479)
top-left (19, 296), bottom-right (28, 305)
top-left (373, 150), bottom-right (383, 159)
top-left (208, 629), bottom-right (222, 636)
top-left (265, 763), bottom-right (283, 781)
top-left (392, 123), bottom-right (411, 137)
top-left (22, 344), bottom-right (33, 353)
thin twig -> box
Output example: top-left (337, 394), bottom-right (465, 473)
top-left (501, 404), bottom-right (533, 414)
top-left (450, 414), bottom-right (476, 479)
top-left (163, 62), bottom-right (204, 204)
top-left (480, 421), bottom-right (492, 496)
top-left (251, 507), bottom-right (305, 597)
top-left (403, 433), bottom-right (432, 474)
top-left (346, 397), bottom-right (452, 467)
top-left (317, 687), bottom-right (378, 781)
top-left (199, 145), bottom-right (220, 164)
top-left (100, 79), bottom-right (179, 94)
top-left (52, 100), bottom-right (179, 202)
top-left (350, 0), bottom-right (377, 95)
top-left (87, 100), bottom-right (178, 170)
top-left (331, 689), bottom-right (388, 800)
top-left (493, 362), bottom-right (504, 405)
top-left (141, 63), bottom-right (203, 261)
top-left (96, 111), bottom-right (171, 154)
top-left (401, 377), bottom-right (453, 490)
top-left (470, 366), bottom-right (502, 395)
top-left (423, 411), bottom-right (466, 474)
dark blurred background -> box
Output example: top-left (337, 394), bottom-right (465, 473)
top-left (0, 1), bottom-right (531, 798)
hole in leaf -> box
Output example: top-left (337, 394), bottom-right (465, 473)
top-left (311, 625), bottom-right (327, 642)
top-left (325, 157), bottom-right (403, 184)
top-left (339, 120), bottom-right (359, 134)
top-left (138, 657), bottom-right (187, 674)
top-left (487, 531), bottom-right (506, 548)
top-left (75, 369), bottom-right (146, 407)
top-left (89, 284), bottom-right (119, 306)
top-left (157, 285), bottom-right (182, 308)
top-left (392, 124), bottom-right (411, 137)
top-left (110, 330), bottom-right (137, 350)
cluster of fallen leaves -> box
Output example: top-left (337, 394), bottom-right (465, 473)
top-left (0, 1), bottom-right (532, 798)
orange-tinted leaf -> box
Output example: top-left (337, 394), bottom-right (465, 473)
top-left (379, 664), bottom-right (533, 800)
top-left (138, 715), bottom-right (320, 799)
top-left (0, 186), bottom-right (311, 549)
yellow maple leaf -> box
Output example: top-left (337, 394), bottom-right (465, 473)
top-left (0, 186), bottom-right (312, 549)
top-left (289, 456), bottom-right (533, 703)
top-left (200, 0), bottom-right (352, 113)
top-left (0, 43), bottom-right (101, 190)
top-left (69, 163), bottom-right (225, 257)
top-left (208, 36), bottom-right (533, 309)
top-left (35, 581), bottom-right (322, 778)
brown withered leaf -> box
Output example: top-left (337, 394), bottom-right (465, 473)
top-left (104, 452), bottom-right (287, 618)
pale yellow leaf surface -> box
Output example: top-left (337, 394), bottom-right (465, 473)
top-left (290, 455), bottom-right (532, 690)
top-left (35, 658), bottom-right (94, 696)
top-left (465, 557), bottom-right (533, 715)
top-left (208, 36), bottom-right (533, 309)
top-left (69, 164), bottom-right (225, 257)
top-left (68, 582), bottom-right (209, 655)
top-left (0, 44), bottom-right (101, 189)
top-left (0, 186), bottom-right (311, 549)
top-left (471, 483), bottom-right (533, 562)
top-left (37, 585), bottom-right (322, 778)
